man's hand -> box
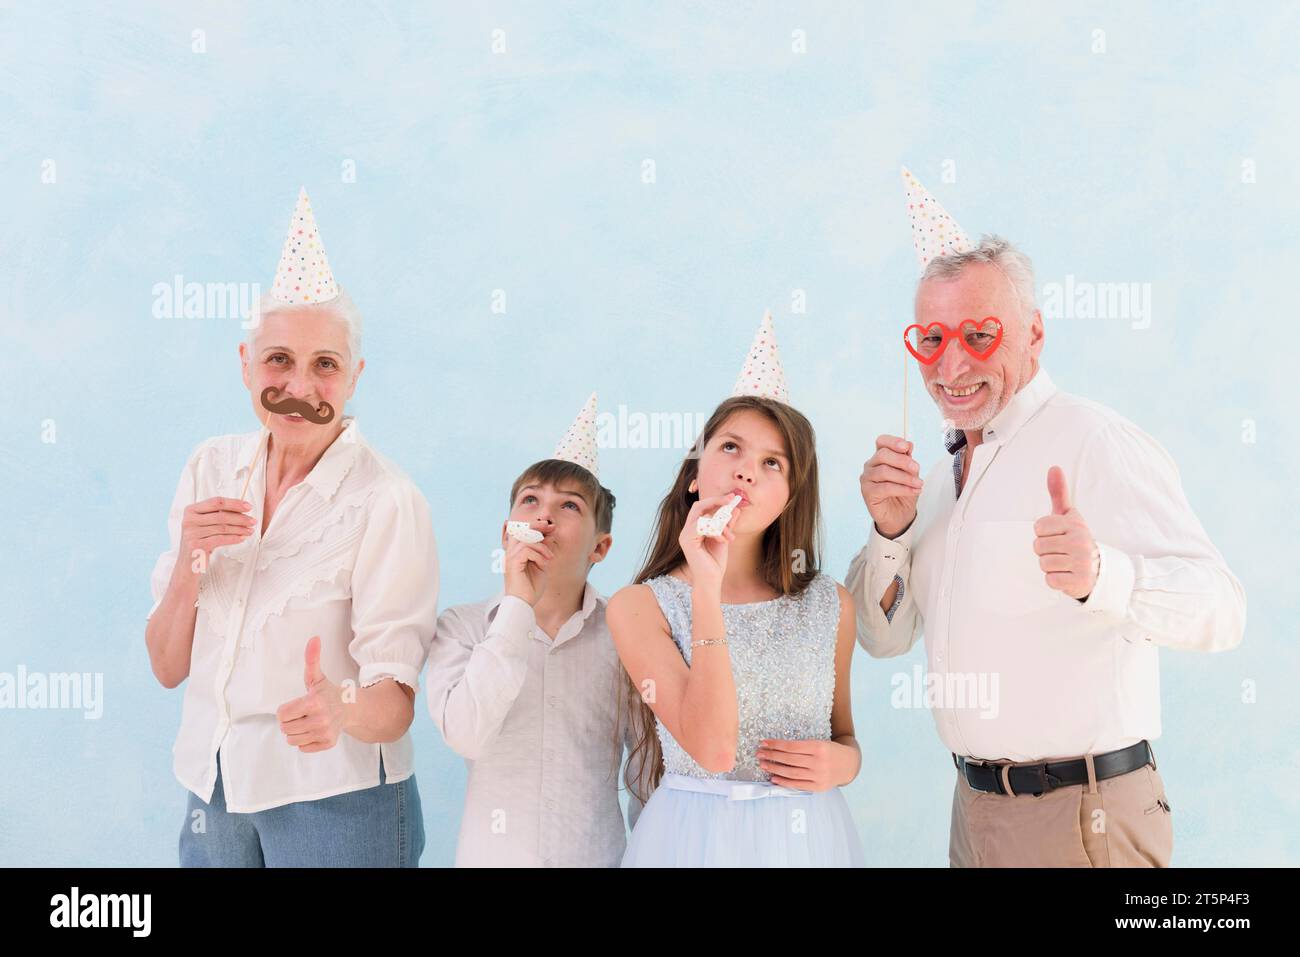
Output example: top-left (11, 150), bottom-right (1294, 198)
top-left (861, 435), bottom-right (923, 539)
top-left (1033, 466), bottom-right (1100, 601)
top-left (276, 635), bottom-right (346, 753)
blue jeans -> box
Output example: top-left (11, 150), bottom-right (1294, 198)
top-left (179, 751), bottom-right (424, 867)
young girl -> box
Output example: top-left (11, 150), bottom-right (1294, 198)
top-left (608, 382), bottom-right (866, 867)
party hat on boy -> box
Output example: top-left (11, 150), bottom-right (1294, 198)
top-left (901, 166), bottom-right (973, 269)
top-left (552, 392), bottom-right (600, 478)
top-left (271, 187), bottom-right (339, 304)
top-left (731, 310), bottom-right (788, 403)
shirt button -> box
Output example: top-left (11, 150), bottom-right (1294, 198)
top-left (528, 629), bottom-right (535, 639)
top-left (545, 798), bottom-right (556, 810)
top-left (547, 696), bottom-right (558, 709)
top-left (542, 857), bottom-right (553, 867)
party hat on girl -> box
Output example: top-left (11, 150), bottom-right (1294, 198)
top-left (731, 310), bottom-right (788, 403)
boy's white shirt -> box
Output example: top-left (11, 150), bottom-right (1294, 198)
top-left (425, 581), bottom-right (644, 867)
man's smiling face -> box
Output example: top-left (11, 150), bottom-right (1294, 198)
top-left (914, 260), bottom-right (1044, 430)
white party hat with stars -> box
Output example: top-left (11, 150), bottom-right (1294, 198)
top-left (901, 166), bottom-right (973, 269)
top-left (731, 310), bottom-right (789, 403)
top-left (271, 187), bottom-right (339, 304)
top-left (552, 392), bottom-right (600, 478)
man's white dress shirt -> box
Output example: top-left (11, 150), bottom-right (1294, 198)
top-left (846, 368), bottom-right (1246, 762)
top-left (148, 417), bottom-right (439, 812)
top-left (425, 584), bottom-right (642, 867)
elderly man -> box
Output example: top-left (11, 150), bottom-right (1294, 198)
top-left (847, 172), bottom-right (1245, 867)
top-left (145, 188), bottom-right (438, 867)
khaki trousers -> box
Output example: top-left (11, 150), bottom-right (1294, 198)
top-left (949, 755), bottom-right (1173, 867)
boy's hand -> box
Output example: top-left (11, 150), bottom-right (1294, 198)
top-left (503, 520), bottom-right (554, 606)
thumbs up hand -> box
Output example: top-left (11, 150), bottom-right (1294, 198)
top-left (1032, 466), bottom-right (1101, 601)
top-left (276, 635), bottom-right (346, 753)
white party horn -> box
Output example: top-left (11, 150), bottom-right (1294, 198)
top-left (506, 520), bottom-right (544, 544)
top-left (697, 494), bottom-right (743, 538)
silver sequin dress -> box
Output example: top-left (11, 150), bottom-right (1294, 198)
top-left (620, 572), bottom-right (866, 867)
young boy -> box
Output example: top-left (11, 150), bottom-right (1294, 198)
top-left (424, 394), bottom-right (643, 867)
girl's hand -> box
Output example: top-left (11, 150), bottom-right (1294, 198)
top-left (679, 493), bottom-right (740, 594)
top-left (503, 524), bottom-right (554, 606)
top-left (756, 737), bottom-right (861, 791)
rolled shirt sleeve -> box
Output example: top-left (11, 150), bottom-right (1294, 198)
top-left (844, 519), bottom-right (922, 658)
top-left (1074, 418), bottom-right (1247, 653)
top-left (348, 478), bottom-right (440, 690)
top-left (425, 595), bottom-right (536, 760)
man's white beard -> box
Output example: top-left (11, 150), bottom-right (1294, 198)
top-left (935, 378), bottom-right (1005, 431)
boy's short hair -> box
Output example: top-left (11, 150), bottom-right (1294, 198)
top-left (508, 459), bottom-right (616, 535)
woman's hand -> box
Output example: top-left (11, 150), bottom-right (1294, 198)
top-left (178, 496), bottom-right (256, 574)
top-left (679, 493), bottom-right (739, 595)
top-left (756, 737), bottom-right (861, 791)
top-left (276, 636), bottom-right (346, 752)
top-left (502, 525), bottom-right (554, 606)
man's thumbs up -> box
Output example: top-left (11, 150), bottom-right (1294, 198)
top-left (304, 634), bottom-right (325, 690)
top-left (1047, 465), bottom-right (1072, 515)
top-left (1032, 465), bottom-right (1100, 601)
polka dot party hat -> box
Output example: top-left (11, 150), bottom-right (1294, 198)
top-left (731, 310), bottom-right (789, 404)
top-left (271, 187), bottom-right (339, 304)
top-left (901, 166), bottom-right (973, 269)
top-left (552, 392), bottom-right (600, 478)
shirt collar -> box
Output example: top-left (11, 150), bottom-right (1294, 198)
top-left (236, 415), bottom-right (362, 502)
top-left (942, 367), bottom-right (1056, 455)
top-left (486, 580), bottom-right (606, 639)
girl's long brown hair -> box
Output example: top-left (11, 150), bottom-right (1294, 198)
top-left (617, 395), bottom-right (823, 805)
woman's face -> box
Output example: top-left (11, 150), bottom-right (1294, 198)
top-left (239, 307), bottom-right (361, 443)
top-left (694, 409), bottom-right (791, 536)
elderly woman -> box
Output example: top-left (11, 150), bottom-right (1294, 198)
top-left (145, 189), bottom-right (438, 867)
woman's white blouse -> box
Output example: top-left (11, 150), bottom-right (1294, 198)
top-left (147, 417), bottom-right (439, 813)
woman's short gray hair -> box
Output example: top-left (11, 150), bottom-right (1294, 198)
top-left (245, 285), bottom-right (364, 368)
top-left (919, 234), bottom-right (1038, 324)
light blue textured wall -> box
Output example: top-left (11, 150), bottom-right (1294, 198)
top-left (2, 1), bottom-right (1295, 866)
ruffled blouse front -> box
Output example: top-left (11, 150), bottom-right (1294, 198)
top-left (147, 417), bottom-right (439, 813)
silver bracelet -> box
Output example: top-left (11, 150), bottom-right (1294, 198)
top-left (691, 638), bottom-right (728, 648)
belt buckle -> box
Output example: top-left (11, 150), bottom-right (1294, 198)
top-left (962, 756), bottom-right (1002, 794)
top-left (1023, 762), bottom-right (1054, 796)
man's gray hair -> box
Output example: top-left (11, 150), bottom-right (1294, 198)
top-left (245, 285), bottom-right (364, 368)
top-left (919, 234), bottom-right (1038, 323)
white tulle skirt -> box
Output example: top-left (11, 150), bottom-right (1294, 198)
top-left (621, 773), bottom-right (866, 867)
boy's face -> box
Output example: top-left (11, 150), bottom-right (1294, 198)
top-left (502, 480), bottom-right (612, 579)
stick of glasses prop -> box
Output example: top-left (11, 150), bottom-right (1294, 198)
top-left (237, 387), bottom-right (337, 503)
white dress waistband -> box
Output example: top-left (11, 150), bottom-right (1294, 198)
top-left (660, 772), bottom-right (811, 801)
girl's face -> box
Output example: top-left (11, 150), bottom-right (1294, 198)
top-left (504, 480), bottom-right (610, 578)
top-left (694, 409), bottom-right (791, 535)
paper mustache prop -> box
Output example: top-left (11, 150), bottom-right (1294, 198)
top-left (260, 386), bottom-right (335, 425)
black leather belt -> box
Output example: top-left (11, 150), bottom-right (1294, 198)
top-left (952, 740), bottom-right (1155, 796)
